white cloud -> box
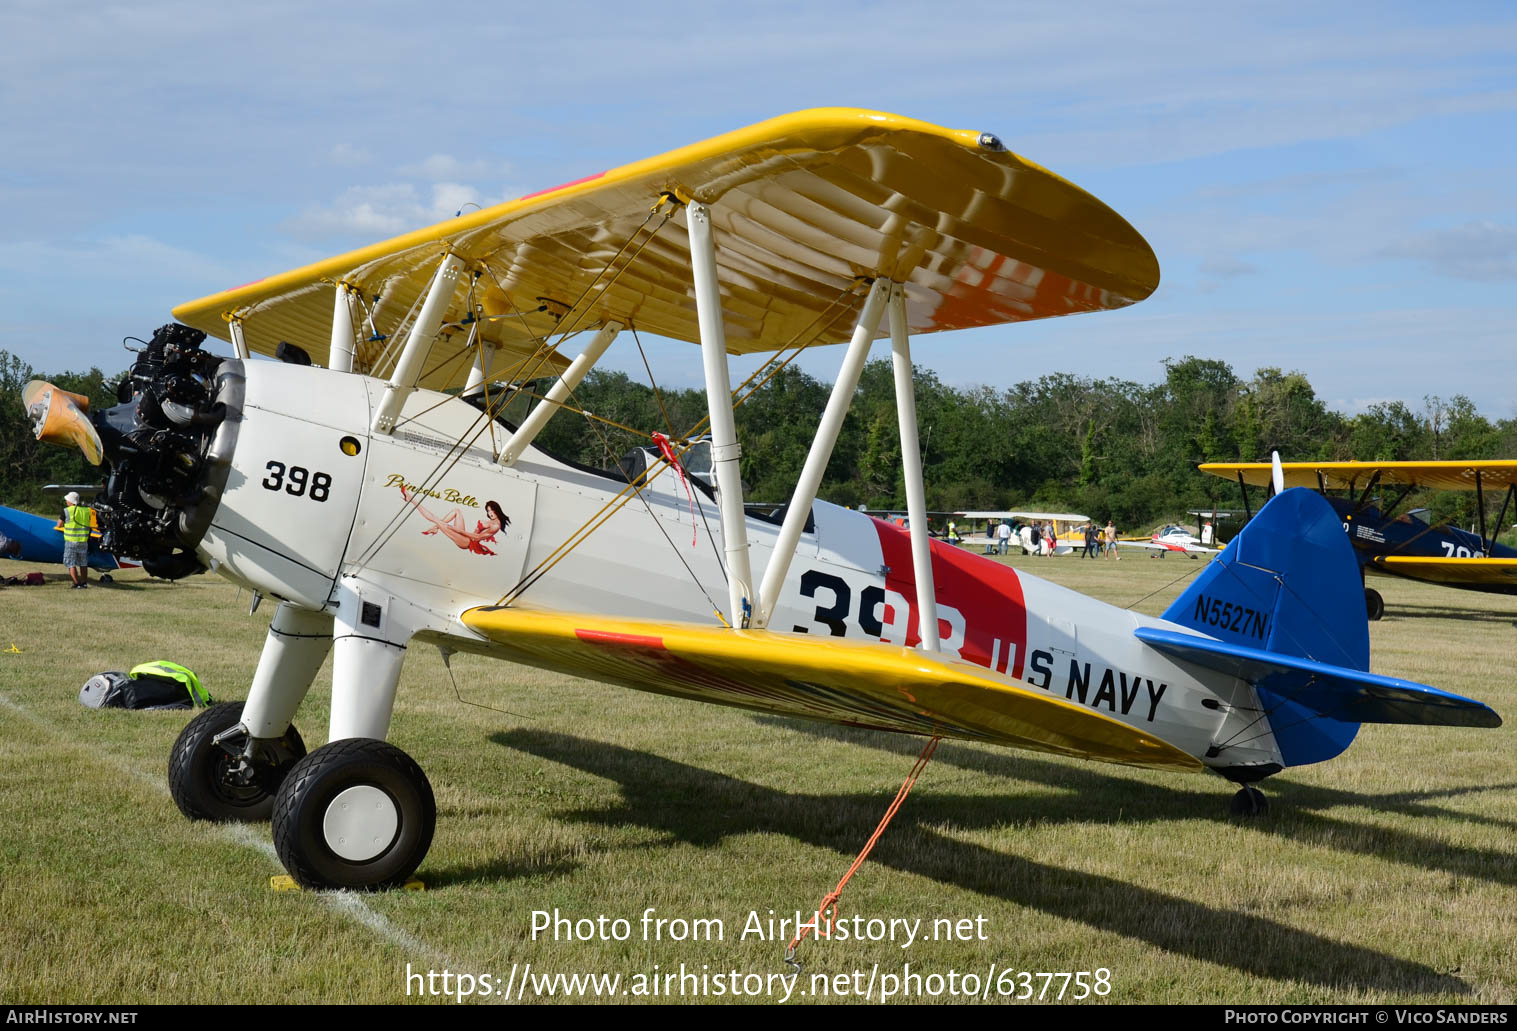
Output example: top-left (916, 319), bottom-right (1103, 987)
top-left (1197, 256), bottom-right (1260, 292)
top-left (400, 154), bottom-right (507, 181)
top-left (0, 234), bottom-right (240, 288)
top-left (281, 182), bottom-right (499, 238)
top-left (1381, 222), bottom-right (1517, 281)
top-left (328, 143), bottom-right (371, 166)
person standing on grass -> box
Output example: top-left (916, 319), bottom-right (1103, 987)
top-left (59, 491), bottom-right (94, 589)
top-left (1105, 519), bottom-right (1120, 560)
top-left (997, 519), bottom-right (1012, 556)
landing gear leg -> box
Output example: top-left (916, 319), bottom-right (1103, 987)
top-left (1365, 587), bottom-right (1384, 621)
top-left (1229, 785), bottom-right (1269, 817)
top-left (272, 579), bottom-right (435, 889)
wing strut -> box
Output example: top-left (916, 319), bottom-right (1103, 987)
top-left (461, 339), bottom-right (495, 399)
top-left (227, 316), bottom-right (250, 360)
top-left (372, 253), bottom-right (465, 434)
top-left (1475, 471), bottom-right (1488, 555)
top-left (1491, 485), bottom-right (1515, 558)
top-left (888, 284), bottom-right (940, 651)
top-left (689, 200), bottom-right (757, 627)
top-left (753, 277), bottom-right (891, 629)
top-left (497, 322), bottom-right (622, 466)
top-left (329, 283), bottom-right (357, 373)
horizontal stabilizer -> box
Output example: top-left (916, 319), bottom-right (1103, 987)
top-left (1135, 627), bottom-right (1501, 729)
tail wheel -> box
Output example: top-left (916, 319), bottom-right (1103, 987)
top-left (273, 738), bottom-right (435, 890)
top-left (1229, 786), bottom-right (1269, 817)
top-left (1365, 588), bottom-right (1385, 621)
top-left (169, 701), bottom-right (305, 822)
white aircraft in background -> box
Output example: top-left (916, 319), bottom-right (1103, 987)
top-left (956, 511), bottom-right (1091, 555)
top-left (1120, 524), bottom-right (1222, 558)
top-left (26, 109), bottom-right (1498, 891)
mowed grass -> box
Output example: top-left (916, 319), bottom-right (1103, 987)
top-left (1, 553), bottom-right (1514, 1005)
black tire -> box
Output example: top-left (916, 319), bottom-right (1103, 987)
top-left (169, 701), bottom-right (306, 822)
top-left (272, 738), bottom-right (435, 891)
top-left (1365, 588), bottom-right (1385, 622)
top-left (1229, 786), bottom-right (1269, 818)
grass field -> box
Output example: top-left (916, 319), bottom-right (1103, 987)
top-left (2, 553), bottom-right (1514, 1005)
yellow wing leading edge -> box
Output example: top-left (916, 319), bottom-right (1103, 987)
top-left (1373, 556), bottom-right (1517, 587)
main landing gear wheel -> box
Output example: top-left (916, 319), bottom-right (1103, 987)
top-left (1229, 786), bottom-right (1269, 817)
top-left (1365, 588), bottom-right (1385, 622)
top-left (272, 738), bottom-right (435, 891)
top-left (169, 701), bottom-right (306, 822)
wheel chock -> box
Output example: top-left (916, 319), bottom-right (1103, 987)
top-left (269, 874), bottom-right (424, 892)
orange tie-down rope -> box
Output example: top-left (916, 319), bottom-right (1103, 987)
top-left (785, 734), bottom-right (941, 974)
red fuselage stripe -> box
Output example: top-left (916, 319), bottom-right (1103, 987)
top-left (870, 518), bottom-right (1029, 679)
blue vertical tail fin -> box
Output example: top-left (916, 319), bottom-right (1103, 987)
top-left (1139, 489), bottom-right (1498, 768)
top-left (1165, 488), bottom-right (1368, 672)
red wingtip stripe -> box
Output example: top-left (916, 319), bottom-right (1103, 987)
top-left (519, 172), bottom-right (606, 201)
top-left (575, 628), bottom-right (666, 649)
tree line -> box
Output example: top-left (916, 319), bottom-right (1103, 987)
top-left (5, 347), bottom-right (1515, 537)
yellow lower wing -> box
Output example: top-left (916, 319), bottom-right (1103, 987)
top-left (1373, 556), bottom-right (1517, 587)
top-left (461, 606), bottom-right (1199, 772)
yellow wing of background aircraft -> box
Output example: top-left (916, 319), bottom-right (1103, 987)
top-left (1201, 460), bottom-right (1517, 618)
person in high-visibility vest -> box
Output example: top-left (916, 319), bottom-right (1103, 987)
top-left (59, 490), bottom-right (95, 589)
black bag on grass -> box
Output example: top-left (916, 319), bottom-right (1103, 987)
top-left (79, 670), bottom-right (198, 710)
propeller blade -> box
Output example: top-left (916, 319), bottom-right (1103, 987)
top-left (23, 380), bottom-right (104, 466)
top-left (1271, 450), bottom-right (1285, 496)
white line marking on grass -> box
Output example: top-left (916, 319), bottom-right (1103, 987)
top-left (0, 692), bottom-right (458, 970)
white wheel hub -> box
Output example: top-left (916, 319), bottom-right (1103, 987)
top-left (322, 785), bottom-right (399, 862)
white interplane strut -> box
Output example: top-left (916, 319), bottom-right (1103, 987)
top-left (498, 322), bottom-right (622, 466)
top-left (329, 283), bottom-right (357, 373)
top-left (889, 285), bottom-right (939, 651)
top-left (461, 338), bottom-right (494, 399)
top-left (228, 318), bottom-right (250, 360)
top-left (753, 276), bottom-right (891, 630)
top-left (372, 253), bottom-right (465, 434)
top-left (687, 200), bottom-right (756, 626)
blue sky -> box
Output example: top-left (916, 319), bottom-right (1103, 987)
top-left (2, 1), bottom-right (1514, 418)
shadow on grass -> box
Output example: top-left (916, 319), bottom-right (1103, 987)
top-left (757, 717), bottom-right (1517, 880)
top-left (491, 728), bottom-right (1467, 995)
top-left (423, 853), bottom-right (581, 888)
top-left (1377, 601), bottom-right (1517, 625)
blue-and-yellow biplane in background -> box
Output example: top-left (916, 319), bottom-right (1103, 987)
top-left (1201, 460), bottom-right (1517, 619)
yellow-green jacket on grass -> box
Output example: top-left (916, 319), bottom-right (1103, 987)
top-left (128, 661), bottom-right (211, 707)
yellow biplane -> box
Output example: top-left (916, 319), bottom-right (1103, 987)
top-left (1201, 460), bottom-right (1517, 619)
top-left (24, 110), bottom-right (1498, 892)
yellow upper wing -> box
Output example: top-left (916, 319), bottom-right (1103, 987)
top-left (460, 605), bottom-right (1199, 772)
top-left (173, 108), bottom-right (1159, 389)
top-left (1201, 460), bottom-right (1517, 493)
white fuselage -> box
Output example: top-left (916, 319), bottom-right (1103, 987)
top-left (198, 362), bottom-right (1279, 776)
